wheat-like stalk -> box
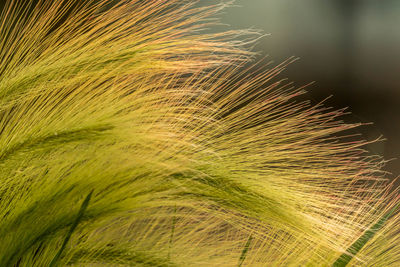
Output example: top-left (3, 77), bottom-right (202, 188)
top-left (0, 0), bottom-right (398, 266)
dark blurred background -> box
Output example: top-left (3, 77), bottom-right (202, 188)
top-left (208, 0), bottom-right (400, 177)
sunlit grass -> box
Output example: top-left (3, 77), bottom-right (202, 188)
top-left (0, 0), bottom-right (398, 266)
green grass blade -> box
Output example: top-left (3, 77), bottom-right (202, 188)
top-left (332, 203), bottom-right (400, 267)
top-left (49, 190), bottom-right (93, 267)
top-left (238, 235), bottom-right (253, 267)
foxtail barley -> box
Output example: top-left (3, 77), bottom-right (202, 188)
top-left (0, 0), bottom-right (398, 266)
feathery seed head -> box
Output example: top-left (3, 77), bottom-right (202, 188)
top-left (0, 0), bottom-right (398, 266)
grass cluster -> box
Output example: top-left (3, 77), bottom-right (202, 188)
top-left (0, 0), bottom-right (399, 266)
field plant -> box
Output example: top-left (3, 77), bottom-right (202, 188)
top-left (0, 0), bottom-right (399, 266)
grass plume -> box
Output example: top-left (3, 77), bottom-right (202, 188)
top-left (0, 0), bottom-right (399, 266)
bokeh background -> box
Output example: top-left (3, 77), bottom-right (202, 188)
top-left (206, 0), bottom-right (400, 178)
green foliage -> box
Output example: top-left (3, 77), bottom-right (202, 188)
top-left (50, 190), bottom-right (93, 267)
top-left (0, 0), bottom-right (398, 266)
top-left (333, 203), bottom-right (400, 267)
top-left (238, 235), bottom-right (253, 267)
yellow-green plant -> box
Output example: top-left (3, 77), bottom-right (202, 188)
top-left (0, 0), bottom-right (398, 266)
